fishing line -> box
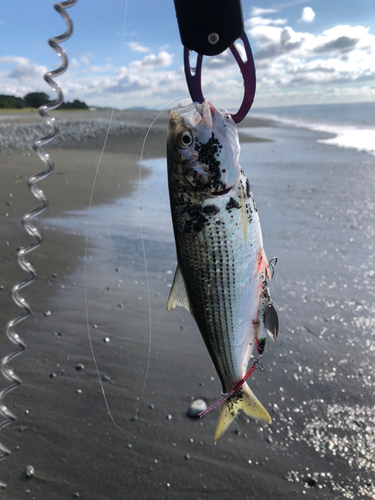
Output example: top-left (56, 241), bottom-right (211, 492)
top-left (84, 0), bottom-right (129, 430)
top-left (132, 96), bottom-right (190, 419)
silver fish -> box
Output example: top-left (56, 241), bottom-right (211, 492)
top-left (166, 101), bottom-right (278, 443)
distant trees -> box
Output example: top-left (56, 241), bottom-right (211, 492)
top-left (59, 99), bottom-right (89, 110)
top-left (0, 92), bottom-right (89, 110)
top-left (0, 94), bottom-right (27, 109)
top-left (24, 92), bottom-right (50, 108)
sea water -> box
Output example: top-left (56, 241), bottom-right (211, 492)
top-left (253, 101), bottom-right (375, 156)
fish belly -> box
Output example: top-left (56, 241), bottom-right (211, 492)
top-left (172, 177), bottom-right (264, 392)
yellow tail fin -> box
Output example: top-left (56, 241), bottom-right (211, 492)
top-left (214, 382), bottom-right (271, 444)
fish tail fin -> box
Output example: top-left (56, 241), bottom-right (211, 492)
top-left (214, 382), bottom-right (271, 444)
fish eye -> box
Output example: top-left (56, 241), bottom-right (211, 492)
top-left (178, 131), bottom-right (193, 149)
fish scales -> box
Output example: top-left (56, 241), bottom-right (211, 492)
top-left (166, 101), bottom-right (278, 442)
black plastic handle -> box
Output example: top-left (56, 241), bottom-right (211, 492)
top-left (174, 0), bottom-right (244, 56)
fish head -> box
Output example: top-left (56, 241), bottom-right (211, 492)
top-left (167, 101), bottom-right (241, 195)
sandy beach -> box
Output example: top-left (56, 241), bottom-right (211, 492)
top-left (1, 109), bottom-right (375, 499)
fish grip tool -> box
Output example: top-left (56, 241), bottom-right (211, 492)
top-left (198, 357), bottom-right (264, 418)
top-left (0, 0), bottom-right (77, 487)
top-left (174, 0), bottom-right (256, 123)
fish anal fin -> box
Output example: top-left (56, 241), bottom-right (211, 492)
top-left (166, 265), bottom-right (192, 313)
top-left (214, 382), bottom-right (271, 444)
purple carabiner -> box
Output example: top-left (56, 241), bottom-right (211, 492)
top-left (184, 32), bottom-right (256, 124)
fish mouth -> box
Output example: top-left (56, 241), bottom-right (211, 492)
top-left (212, 186), bottom-right (232, 196)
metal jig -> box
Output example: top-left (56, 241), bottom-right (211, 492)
top-left (0, 0), bottom-right (77, 487)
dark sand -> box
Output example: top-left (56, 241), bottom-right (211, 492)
top-left (1, 110), bottom-right (375, 499)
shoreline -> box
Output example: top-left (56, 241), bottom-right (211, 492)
top-left (1, 112), bottom-right (375, 499)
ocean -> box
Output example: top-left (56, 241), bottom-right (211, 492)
top-left (252, 101), bottom-right (375, 157)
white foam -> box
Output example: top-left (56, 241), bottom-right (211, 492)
top-left (252, 112), bottom-right (375, 157)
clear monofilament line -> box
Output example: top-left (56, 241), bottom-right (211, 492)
top-left (84, 0), bottom-right (129, 430)
top-left (0, 0), bottom-right (77, 488)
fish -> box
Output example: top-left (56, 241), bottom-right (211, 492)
top-left (166, 100), bottom-right (278, 443)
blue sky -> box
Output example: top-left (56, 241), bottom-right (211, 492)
top-left (1, 0), bottom-right (375, 110)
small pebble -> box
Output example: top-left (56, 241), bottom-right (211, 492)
top-left (0, 285), bottom-right (4, 290)
top-left (77, 389), bottom-right (82, 394)
top-left (50, 372), bottom-right (57, 378)
top-left (234, 428), bottom-right (242, 436)
top-left (166, 414), bottom-right (173, 420)
top-left (25, 465), bottom-right (34, 478)
top-left (118, 303), bottom-right (124, 308)
top-left (149, 404), bottom-right (155, 410)
top-left (93, 324), bottom-right (98, 329)
top-left (187, 399), bottom-right (207, 418)
top-left (19, 426), bottom-right (27, 433)
top-left (127, 444), bottom-right (132, 449)
top-left (184, 453), bottom-right (190, 460)
top-left (52, 273), bottom-right (58, 278)
top-left (44, 311), bottom-right (52, 317)
top-left (73, 493), bottom-right (80, 498)
top-left (303, 477), bottom-right (317, 487)
top-left (101, 375), bottom-right (111, 383)
top-left (75, 363), bottom-right (84, 371)
top-left (103, 337), bottom-right (110, 343)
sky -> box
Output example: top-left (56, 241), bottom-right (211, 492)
top-left (0, 0), bottom-right (375, 110)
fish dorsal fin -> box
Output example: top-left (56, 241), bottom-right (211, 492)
top-left (166, 265), bottom-right (192, 313)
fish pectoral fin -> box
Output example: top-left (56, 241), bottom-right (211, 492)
top-left (214, 382), bottom-right (271, 444)
top-left (166, 265), bottom-right (192, 313)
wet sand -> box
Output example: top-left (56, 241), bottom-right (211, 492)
top-left (1, 111), bottom-right (375, 499)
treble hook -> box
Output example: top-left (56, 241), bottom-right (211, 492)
top-left (268, 257), bottom-right (278, 279)
top-left (174, 0), bottom-right (256, 124)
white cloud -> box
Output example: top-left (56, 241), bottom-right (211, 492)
top-left (301, 7), bottom-right (315, 22)
top-left (245, 13), bottom-right (375, 106)
top-left (130, 51), bottom-right (174, 68)
top-left (251, 7), bottom-right (278, 16)
top-left (71, 58), bottom-right (80, 68)
top-left (7, 60), bottom-right (46, 81)
top-left (246, 16), bottom-right (287, 29)
top-left (1, 17), bottom-right (375, 110)
top-left (0, 57), bottom-right (49, 98)
top-left (128, 42), bottom-right (149, 53)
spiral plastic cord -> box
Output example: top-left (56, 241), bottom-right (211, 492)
top-left (0, 0), bottom-right (77, 488)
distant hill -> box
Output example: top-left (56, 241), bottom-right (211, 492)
top-left (0, 92), bottom-right (89, 110)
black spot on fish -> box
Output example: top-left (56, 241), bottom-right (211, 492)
top-left (195, 133), bottom-right (226, 192)
top-left (226, 197), bottom-right (241, 211)
top-left (184, 205), bottom-right (208, 234)
top-left (203, 204), bottom-right (220, 216)
top-left (246, 178), bottom-right (251, 199)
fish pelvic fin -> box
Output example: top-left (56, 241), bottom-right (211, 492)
top-left (166, 265), bottom-right (192, 313)
top-left (214, 382), bottom-right (271, 444)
